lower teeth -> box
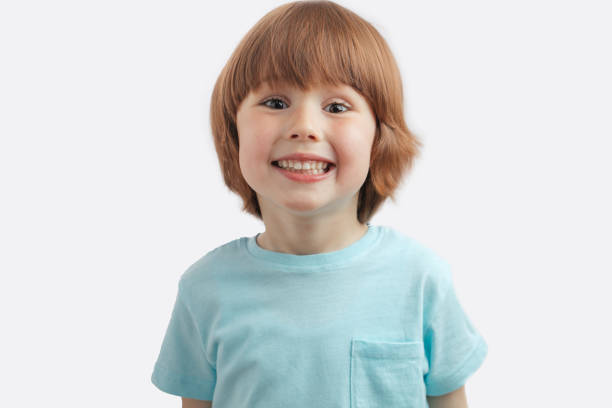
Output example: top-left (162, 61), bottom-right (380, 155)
top-left (277, 166), bottom-right (328, 175)
top-left (286, 169), bottom-right (324, 175)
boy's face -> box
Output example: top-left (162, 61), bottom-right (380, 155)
top-left (235, 81), bottom-right (376, 222)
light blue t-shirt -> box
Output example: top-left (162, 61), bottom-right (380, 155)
top-left (151, 224), bottom-right (487, 407)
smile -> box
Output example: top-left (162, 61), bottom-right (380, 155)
top-left (272, 161), bottom-right (336, 183)
top-left (273, 160), bottom-right (331, 174)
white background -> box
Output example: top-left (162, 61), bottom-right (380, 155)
top-left (1, 0), bottom-right (610, 406)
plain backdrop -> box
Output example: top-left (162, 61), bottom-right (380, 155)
top-left (1, 0), bottom-right (610, 406)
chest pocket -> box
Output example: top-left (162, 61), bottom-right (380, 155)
top-left (350, 339), bottom-right (427, 408)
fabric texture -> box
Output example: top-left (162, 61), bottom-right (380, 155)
top-left (151, 224), bottom-right (487, 407)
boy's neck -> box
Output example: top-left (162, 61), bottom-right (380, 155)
top-left (256, 219), bottom-right (368, 256)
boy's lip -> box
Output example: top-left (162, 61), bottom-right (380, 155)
top-left (271, 152), bottom-right (335, 164)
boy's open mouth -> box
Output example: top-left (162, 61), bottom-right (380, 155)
top-left (271, 161), bottom-right (335, 174)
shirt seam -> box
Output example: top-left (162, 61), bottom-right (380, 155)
top-left (154, 360), bottom-right (216, 386)
top-left (242, 227), bottom-right (383, 269)
top-left (425, 335), bottom-right (486, 393)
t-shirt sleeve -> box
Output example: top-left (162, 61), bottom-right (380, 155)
top-left (422, 258), bottom-right (488, 397)
top-left (151, 279), bottom-right (216, 401)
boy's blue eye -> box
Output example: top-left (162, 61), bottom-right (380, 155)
top-left (262, 98), bottom-right (348, 113)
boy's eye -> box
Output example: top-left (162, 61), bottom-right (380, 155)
top-left (262, 98), bottom-right (288, 110)
top-left (325, 102), bottom-right (348, 114)
top-left (262, 98), bottom-right (348, 113)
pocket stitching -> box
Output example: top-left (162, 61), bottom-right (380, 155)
top-left (350, 339), bottom-right (425, 408)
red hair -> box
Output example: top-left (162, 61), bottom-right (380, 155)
top-left (210, 0), bottom-right (423, 223)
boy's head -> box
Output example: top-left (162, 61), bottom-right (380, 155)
top-left (210, 0), bottom-right (423, 224)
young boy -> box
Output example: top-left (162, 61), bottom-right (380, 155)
top-left (152, 2), bottom-right (487, 407)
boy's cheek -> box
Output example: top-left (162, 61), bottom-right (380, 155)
top-left (238, 138), bottom-right (271, 169)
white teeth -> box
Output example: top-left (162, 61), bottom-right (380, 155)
top-left (275, 160), bottom-right (331, 175)
top-left (277, 160), bottom-right (330, 170)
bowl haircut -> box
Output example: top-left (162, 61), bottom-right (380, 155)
top-left (210, 0), bottom-right (423, 224)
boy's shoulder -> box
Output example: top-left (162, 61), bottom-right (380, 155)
top-left (179, 235), bottom-right (246, 286)
top-left (175, 226), bottom-right (452, 286)
top-left (378, 225), bottom-right (453, 283)
top-left (379, 225), bottom-right (448, 261)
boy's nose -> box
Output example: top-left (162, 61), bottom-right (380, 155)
top-left (290, 131), bottom-right (318, 140)
top-left (288, 104), bottom-right (320, 141)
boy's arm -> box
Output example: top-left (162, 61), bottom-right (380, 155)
top-left (426, 385), bottom-right (468, 408)
top-left (182, 397), bottom-right (212, 408)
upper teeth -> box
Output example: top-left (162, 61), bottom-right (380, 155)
top-left (277, 160), bottom-right (330, 170)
